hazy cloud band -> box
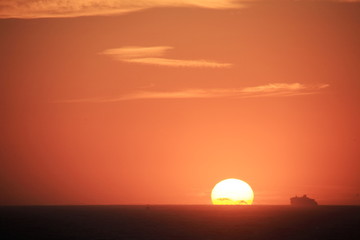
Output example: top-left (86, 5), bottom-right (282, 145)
top-left (58, 83), bottom-right (330, 103)
top-left (100, 46), bottom-right (232, 68)
top-left (0, 0), bottom-right (242, 19)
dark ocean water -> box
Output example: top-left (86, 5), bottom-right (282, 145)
top-left (1, 205), bottom-right (359, 240)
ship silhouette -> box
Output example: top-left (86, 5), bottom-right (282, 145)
top-left (290, 194), bottom-right (318, 206)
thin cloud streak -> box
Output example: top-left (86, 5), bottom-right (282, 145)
top-left (124, 58), bottom-right (232, 68)
top-left (0, 0), bottom-right (243, 19)
top-left (1, 1), bottom-right (357, 19)
top-left (100, 46), bottom-right (232, 68)
top-left (100, 46), bottom-right (173, 59)
top-left (241, 83), bottom-right (329, 93)
top-left (58, 83), bottom-right (329, 103)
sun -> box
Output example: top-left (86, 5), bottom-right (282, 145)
top-left (211, 178), bottom-right (254, 205)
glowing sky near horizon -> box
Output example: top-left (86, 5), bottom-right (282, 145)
top-left (0, 0), bottom-right (359, 205)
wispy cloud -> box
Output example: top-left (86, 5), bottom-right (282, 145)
top-left (123, 58), bottom-right (233, 68)
top-left (0, 0), bottom-right (243, 19)
top-left (241, 83), bottom-right (329, 93)
top-left (101, 46), bottom-right (172, 59)
top-left (100, 46), bottom-right (232, 68)
top-left (58, 83), bottom-right (329, 103)
top-left (1, 0), bottom-right (358, 19)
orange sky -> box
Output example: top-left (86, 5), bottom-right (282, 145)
top-left (1, 0), bottom-right (360, 205)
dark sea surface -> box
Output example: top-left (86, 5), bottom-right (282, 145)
top-left (1, 205), bottom-right (359, 240)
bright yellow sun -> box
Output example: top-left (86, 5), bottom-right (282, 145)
top-left (211, 178), bottom-right (254, 205)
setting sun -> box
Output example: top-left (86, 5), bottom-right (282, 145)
top-left (211, 179), bottom-right (254, 205)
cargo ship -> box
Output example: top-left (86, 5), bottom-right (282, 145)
top-left (290, 194), bottom-right (318, 206)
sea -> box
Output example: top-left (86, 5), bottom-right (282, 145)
top-left (1, 205), bottom-right (359, 240)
